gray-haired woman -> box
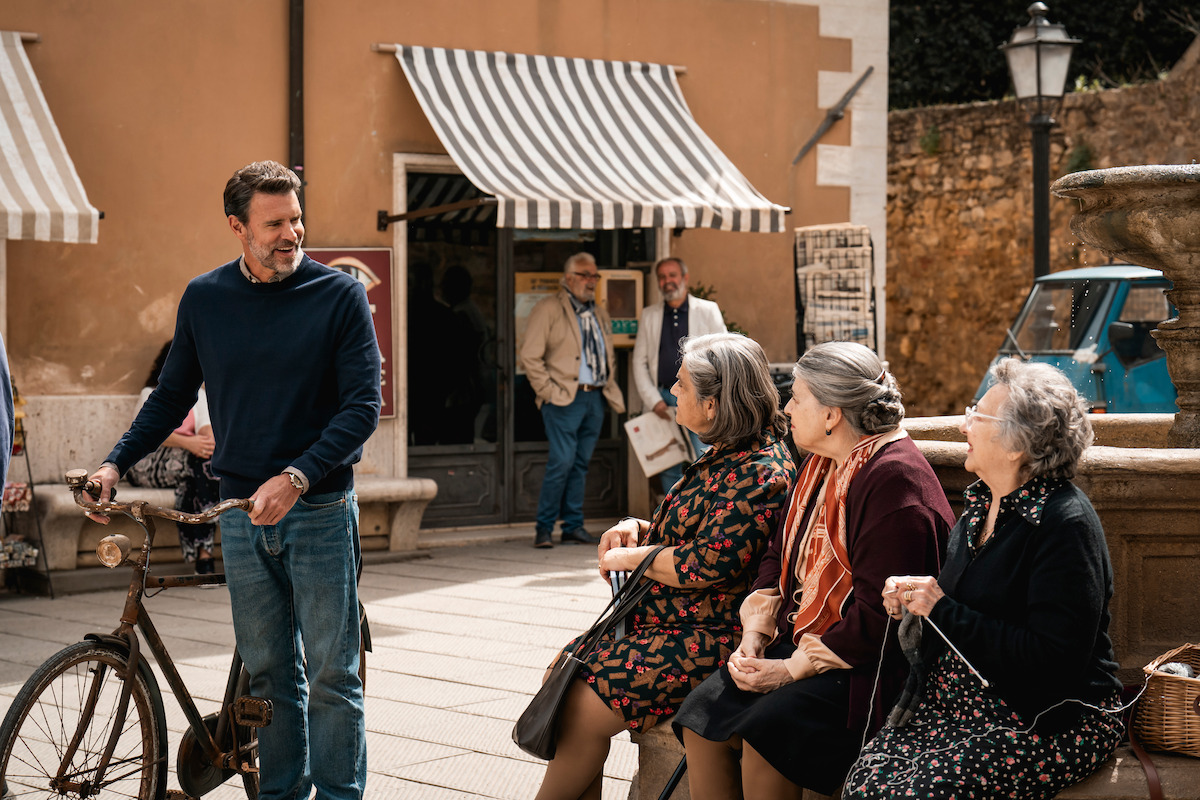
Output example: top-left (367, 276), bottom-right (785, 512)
top-left (844, 358), bottom-right (1123, 800)
top-left (674, 341), bottom-right (953, 800)
top-left (534, 333), bottom-right (796, 800)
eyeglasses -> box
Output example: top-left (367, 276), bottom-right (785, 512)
top-left (964, 405), bottom-right (1003, 427)
top-left (568, 272), bottom-right (601, 282)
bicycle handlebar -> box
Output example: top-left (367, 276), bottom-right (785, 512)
top-left (65, 468), bottom-right (254, 522)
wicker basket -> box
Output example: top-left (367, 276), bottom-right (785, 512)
top-left (1133, 643), bottom-right (1200, 757)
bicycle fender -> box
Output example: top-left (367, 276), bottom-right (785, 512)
top-left (82, 633), bottom-right (163, 698)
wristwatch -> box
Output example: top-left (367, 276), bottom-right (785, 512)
top-left (285, 471), bottom-right (304, 491)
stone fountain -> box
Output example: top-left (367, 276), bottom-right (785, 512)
top-left (1052, 164), bottom-right (1200, 447)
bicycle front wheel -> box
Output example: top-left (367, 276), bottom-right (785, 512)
top-left (0, 641), bottom-right (167, 799)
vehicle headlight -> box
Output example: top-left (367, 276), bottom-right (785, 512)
top-left (96, 534), bottom-right (131, 568)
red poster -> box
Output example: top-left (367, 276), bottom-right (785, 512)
top-left (306, 247), bottom-right (395, 419)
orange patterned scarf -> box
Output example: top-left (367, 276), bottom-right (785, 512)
top-left (780, 429), bottom-right (907, 642)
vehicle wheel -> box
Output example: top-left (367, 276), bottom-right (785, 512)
top-left (0, 641), bottom-right (167, 799)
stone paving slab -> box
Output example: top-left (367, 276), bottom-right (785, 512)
top-left (387, 751), bottom-right (630, 800)
top-left (0, 538), bottom-right (636, 799)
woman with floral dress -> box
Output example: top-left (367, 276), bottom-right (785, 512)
top-left (533, 333), bottom-right (796, 800)
top-left (844, 358), bottom-right (1123, 799)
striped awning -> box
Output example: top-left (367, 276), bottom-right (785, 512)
top-left (394, 45), bottom-right (788, 232)
top-left (0, 31), bottom-right (99, 244)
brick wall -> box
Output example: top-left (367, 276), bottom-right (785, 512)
top-left (885, 40), bottom-right (1200, 415)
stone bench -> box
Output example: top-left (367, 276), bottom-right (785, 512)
top-left (32, 474), bottom-right (437, 572)
top-left (627, 725), bottom-right (1200, 800)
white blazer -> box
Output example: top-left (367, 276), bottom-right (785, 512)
top-left (632, 294), bottom-right (727, 411)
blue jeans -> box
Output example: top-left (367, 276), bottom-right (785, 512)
top-left (657, 387), bottom-right (709, 493)
top-left (536, 390), bottom-right (606, 533)
top-left (220, 489), bottom-right (366, 800)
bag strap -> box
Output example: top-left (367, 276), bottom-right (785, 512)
top-left (1128, 700), bottom-right (1163, 800)
top-left (569, 544), bottom-right (667, 661)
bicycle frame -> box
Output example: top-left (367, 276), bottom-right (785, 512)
top-left (64, 470), bottom-right (258, 790)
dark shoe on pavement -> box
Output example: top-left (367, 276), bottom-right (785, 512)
top-left (561, 527), bottom-right (600, 545)
top-left (195, 557), bottom-right (215, 575)
top-left (534, 529), bottom-right (554, 548)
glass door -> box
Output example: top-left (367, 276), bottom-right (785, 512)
top-left (406, 169), bottom-right (651, 528)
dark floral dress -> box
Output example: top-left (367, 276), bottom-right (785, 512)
top-left (569, 429), bottom-right (795, 731)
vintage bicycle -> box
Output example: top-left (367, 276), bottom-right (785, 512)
top-left (0, 470), bottom-right (268, 800)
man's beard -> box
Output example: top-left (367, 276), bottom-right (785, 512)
top-left (662, 283), bottom-right (686, 302)
top-left (247, 232), bottom-right (302, 278)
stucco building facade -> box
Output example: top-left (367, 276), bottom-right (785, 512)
top-left (2, 0), bottom-right (887, 534)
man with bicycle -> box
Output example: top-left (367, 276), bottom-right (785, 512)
top-left (86, 161), bottom-right (380, 800)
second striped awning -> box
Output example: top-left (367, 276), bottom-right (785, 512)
top-left (0, 31), bottom-right (99, 244)
top-left (394, 45), bottom-right (788, 233)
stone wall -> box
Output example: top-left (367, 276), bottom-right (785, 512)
top-left (886, 40), bottom-right (1200, 415)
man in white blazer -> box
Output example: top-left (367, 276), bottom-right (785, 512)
top-left (631, 257), bottom-right (726, 493)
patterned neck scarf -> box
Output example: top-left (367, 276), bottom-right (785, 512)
top-left (568, 293), bottom-right (607, 385)
top-left (781, 428), bottom-right (908, 642)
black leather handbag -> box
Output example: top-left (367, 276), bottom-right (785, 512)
top-left (512, 544), bottom-right (667, 760)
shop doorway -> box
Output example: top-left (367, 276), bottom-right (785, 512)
top-left (403, 167), bottom-right (653, 528)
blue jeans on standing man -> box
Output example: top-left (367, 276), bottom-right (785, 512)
top-left (536, 389), bottom-right (606, 535)
top-left (657, 386), bottom-right (709, 494)
top-left (221, 489), bottom-right (366, 800)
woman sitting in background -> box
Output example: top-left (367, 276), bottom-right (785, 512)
top-left (843, 358), bottom-right (1123, 800)
top-left (534, 332), bottom-right (796, 800)
top-left (126, 341), bottom-right (221, 574)
top-left (673, 341), bottom-right (953, 800)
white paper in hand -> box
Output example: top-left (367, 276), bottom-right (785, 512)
top-left (623, 409), bottom-right (689, 477)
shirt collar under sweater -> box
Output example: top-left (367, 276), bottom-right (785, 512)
top-left (239, 255), bottom-right (298, 284)
top-left (961, 475), bottom-right (1063, 551)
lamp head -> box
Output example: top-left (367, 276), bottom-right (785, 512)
top-left (1001, 2), bottom-right (1080, 108)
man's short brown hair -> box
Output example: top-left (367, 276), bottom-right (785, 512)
top-left (223, 161), bottom-right (302, 223)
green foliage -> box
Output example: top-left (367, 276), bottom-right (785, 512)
top-left (688, 281), bottom-right (748, 336)
top-left (890, 0), bottom-right (1199, 110)
top-left (1064, 140), bottom-right (1096, 173)
top-left (919, 124), bottom-right (943, 155)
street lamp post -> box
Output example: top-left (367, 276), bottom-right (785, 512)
top-left (1001, 2), bottom-right (1080, 280)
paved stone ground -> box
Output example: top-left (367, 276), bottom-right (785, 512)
top-left (0, 525), bottom-right (635, 799)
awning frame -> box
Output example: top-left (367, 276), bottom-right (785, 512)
top-left (377, 196), bottom-right (497, 230)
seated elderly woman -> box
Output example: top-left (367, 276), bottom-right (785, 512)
top-left (843, 358), bottom-right (1123, 800)
top-left (533, 333), bottom-right (796, 800)
top-left (672, 341), bottom-right (954, 800)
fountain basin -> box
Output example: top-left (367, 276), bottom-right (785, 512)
top-left (1053, 165), bottom-right (1200, 446)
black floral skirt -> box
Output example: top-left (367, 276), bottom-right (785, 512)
top-left (126, 447), bottom-right (220, 562)
top-left (842, 650), bottom-right (1123, 800)
top-left (671, 640), bottom-right (865, 795)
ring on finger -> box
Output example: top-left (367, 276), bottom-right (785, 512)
top-left (905, 589), bottom-right (913, 602)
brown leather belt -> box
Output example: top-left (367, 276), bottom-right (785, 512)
top-left (579, 384), bottom-right (604, 392)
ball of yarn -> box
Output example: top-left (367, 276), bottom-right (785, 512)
top-left (1156, 661), bottom-right (1195, 678)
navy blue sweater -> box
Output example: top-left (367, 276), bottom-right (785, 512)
top-left (107, 255), bottom-right (381, 499)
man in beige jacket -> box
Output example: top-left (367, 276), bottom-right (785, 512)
top-left (520, 252), bottom-right (625, 548)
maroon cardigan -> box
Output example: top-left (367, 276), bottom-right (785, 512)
top-left (753, 436), bottom-right (953, 735)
